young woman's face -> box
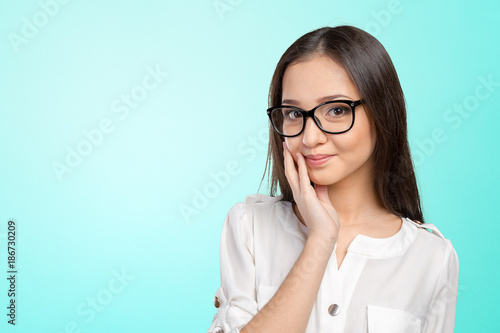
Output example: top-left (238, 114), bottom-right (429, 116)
top-left (282, 54), bottom-right (377, 187)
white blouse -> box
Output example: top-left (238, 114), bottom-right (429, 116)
top-left (207, 194), bottom-right (459, 333)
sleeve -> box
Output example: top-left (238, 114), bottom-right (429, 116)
top-left (422, 238), bottom-right (460, 333)
top-left (207, 202), bottom-right (258, 333)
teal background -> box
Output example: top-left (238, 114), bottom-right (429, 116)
top-left (1, 0), bottom-right (499, 332)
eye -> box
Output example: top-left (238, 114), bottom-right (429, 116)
top-left (284, 109), bottom-right (302, 119)
top-left (326, 105), bottom-right (351, 117)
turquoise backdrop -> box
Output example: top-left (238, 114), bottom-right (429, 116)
top-left (1, 0), bottom-right (499, 332)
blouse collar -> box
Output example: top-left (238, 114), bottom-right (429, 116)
top-left (346, 218), bottom-right (418, 258)
top-left (279, 197), bottom-right (418, 259)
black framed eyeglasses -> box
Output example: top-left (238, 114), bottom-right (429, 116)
top-left (266, 99), bottom-right (364, 137)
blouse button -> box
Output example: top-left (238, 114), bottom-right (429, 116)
top-left (213, 326), bottom-right (224, 333)
top-left (213, 296), bottom-right (221, 308)
top-left (328, 304), bottom-right (340, 316)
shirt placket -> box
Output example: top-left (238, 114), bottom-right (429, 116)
top-left (317, 245), bottom-right (368, 332)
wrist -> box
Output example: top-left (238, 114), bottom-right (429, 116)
top-left (307, 230), bottom-right (337, 249)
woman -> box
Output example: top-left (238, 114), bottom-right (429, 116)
top-left (207, 25), bottom-right (459, 333)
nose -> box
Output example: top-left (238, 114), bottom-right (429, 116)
top-left (302, 117), bottom-right (327, 147)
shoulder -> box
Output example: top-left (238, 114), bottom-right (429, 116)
top-left (222, 193), bottom-right (299, 242)
top-left (220, 194), bottom-right (291, 254)
top-left (407, 219), bottom-right (453, 245)
top-left (406, 218), bottom-right (459, 270)
top-left (226, 193), bottom-right (285, 218)
top-left (223, 193), bottom-right (286, 229)
top-left (243, 193), bottom-right (285, 206)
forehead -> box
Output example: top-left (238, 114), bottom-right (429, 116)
top-left (281, 55), bottom-right (359, 106)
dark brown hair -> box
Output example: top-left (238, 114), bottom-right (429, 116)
top-left (258, 25), bottom-right (424, 223)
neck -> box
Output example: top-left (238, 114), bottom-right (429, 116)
top-left (325, 159), bottom-right (388, 226)
top-left (292, 158), bottom-right (393, 228)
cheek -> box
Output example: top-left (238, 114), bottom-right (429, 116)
top-left (335, 120), bottom-right (376, 156)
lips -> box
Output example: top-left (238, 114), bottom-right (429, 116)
top-left (304, 154), bottom-right (335, 167)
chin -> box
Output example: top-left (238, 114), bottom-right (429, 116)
top-left (308, 172), bottom-right (342, 186)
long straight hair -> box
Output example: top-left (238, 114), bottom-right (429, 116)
top-left (258, 25), bottom-right (424, 223)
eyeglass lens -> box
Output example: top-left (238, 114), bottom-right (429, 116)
top-left (271, 102), bottom-right (353, 136)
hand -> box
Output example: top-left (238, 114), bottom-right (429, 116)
top-left (283, 142), bottom-right (339, 243)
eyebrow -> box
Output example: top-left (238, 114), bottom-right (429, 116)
top-left (281, 94), bottom-right (353, 106)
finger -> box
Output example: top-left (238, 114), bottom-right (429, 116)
top-left (283, 142), bottom-right (299, 190)
top-left (296, 152), bottom-right (312, 194)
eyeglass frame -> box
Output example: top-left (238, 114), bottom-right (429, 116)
top-left (266, 99), bottom-right (365, 137)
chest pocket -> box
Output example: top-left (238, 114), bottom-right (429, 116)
top-left (256, 285), bottom-right (279, 311)
top-left (366, 305), bottom-right (422, 333)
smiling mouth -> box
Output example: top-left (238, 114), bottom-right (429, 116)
top-left (304, 155), bottom-right (335, 166)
